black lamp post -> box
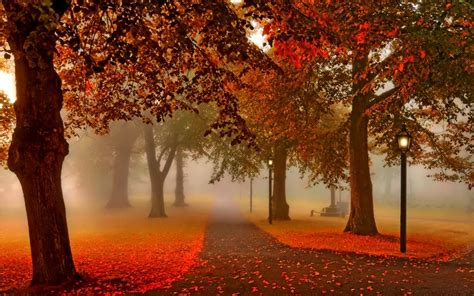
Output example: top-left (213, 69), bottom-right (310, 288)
top-left (396, 124), bottom-right (412, 253)
top-left (268, 158), bottom-right (273, 225)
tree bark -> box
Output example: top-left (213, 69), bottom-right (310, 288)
top-left (272, 140), bottom-right (290, 220)
top-left (149, 174), bottom-right (166, 217)
top-left (144, 125), bottom-right (176, 218)
top-left (173, 147), bottom-right (188, 207)
top-left (106, 125), bottom-right (139, 208)
top-left (5, 2), bottom-right (79, 285)
top-left (344, 51), bottom-right (378, 235)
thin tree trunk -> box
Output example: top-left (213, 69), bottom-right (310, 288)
top-left (173, 147), bottom-right (188, 207)
top-left (150, 176), bottom-right (166, 217)
top-left (344, 51), bottom-right (378, 235)
top-left (272, 140), bottom-right (290, 220)
top-left (5, 2), bottom-right (78, 285)
top-left (106, 125), bottom-right (139, 208)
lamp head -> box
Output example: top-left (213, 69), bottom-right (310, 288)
top-left (397, 125), bottom-right (412, 153)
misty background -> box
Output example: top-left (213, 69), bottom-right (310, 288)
top-left (1, 124), bottom-right (472, 220)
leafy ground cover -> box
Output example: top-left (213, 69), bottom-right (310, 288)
top-left (239, 196), bottom-right (474, 260)
top-left (0, 195), bottom-right (213, 294)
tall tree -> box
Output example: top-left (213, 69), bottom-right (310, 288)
top-left (261, 0), bottom-right (473, 234)
top-left (209, 63), bottom-right (339, 220)
top-left (2, 1), bottom-right (79, 284)
top-left (106, 122), bottom-right (140, 208)
top-left (144, 109), bottom-right (210, 216)
top-left (144, 124), bottom-right (177, 218)
top-left (173, 147), bottom-right (187, 207)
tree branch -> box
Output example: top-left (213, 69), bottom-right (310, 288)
top-left (366, 86), bottom-right (400, 110)
top-left (161, 144), bottom-right (177, 176)
top-left (157, 144), bottom-right (170, 166)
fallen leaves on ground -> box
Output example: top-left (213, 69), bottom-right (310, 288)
top-left (0, 204), bottom-right (209, 294)
top-left (241, 197), bottom-right (473, 261)
top-left (254, 221), bottom-right (470, 260)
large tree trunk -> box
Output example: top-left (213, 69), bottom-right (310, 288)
top-left (344, 51), bottom-right (378, 235)
top-left (144, 125), bottom-right (176, 218)
top-left (106, 125), bottom-right (139, 208)
top-left (5, 2), bottom-right (79, 285)
top-left (173, 147), bottom-right (188, 207)
top-left (272, 140), bottom-right (290, 220)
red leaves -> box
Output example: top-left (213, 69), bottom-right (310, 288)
top-left (405, 55), bottom-right (415, 63)
top-left (398, 62), bottom-right (405, 72)
top-left (419, 49), bottom-right (427, 59)
top-left (257, 222), bottom-right (466, 261)
top-left (386, 27), bottom-right (399, 38)
top-left (0, 211), bottom-right (208, 294)
top-left (354, 22), bottom-right (371, 45)
top-left (358, 22), bottom-right (370, 30)
top-left (262, 24), bottom-right (271, 36)
top-left (85, 80), bottom-right (95, 95)
top-left (274, 39), bottom-right (329, 69)
top-left (354, 31), bottom-right (367, 45)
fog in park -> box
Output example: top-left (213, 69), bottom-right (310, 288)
top-left (1, 127), bottom-right (471, 221)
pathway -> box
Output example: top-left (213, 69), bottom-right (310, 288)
top-left (148, 198), bottom-right (474, 295)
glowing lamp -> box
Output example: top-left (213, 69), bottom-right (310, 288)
top-left (396, 125), bottom-right (412, 153)
top-left (268, 159), bottom-right (273, 167)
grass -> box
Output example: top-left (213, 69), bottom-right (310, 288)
top-left (0, 194), bottom-right (214, 294)
top-left (237, 195), bottom-right (474, 260)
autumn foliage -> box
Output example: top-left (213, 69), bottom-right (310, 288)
top-left (262, 228), bottom-right (467, 261)
top-left (0, 206), bottom-right (209, 294)
top-left (244, 199), bottom-right (473, 261)
top-left (0, 92), bottom-right (14, 167)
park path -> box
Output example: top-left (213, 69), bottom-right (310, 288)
top-left (147, 198), bottom-right (473, 295)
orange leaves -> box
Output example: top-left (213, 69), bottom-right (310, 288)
top-left (260, 227), bottom-right (465, 261)
top-left (0, 209), bottom-right (209, 294)
top-left (85, 80), bottom-right (95, 96)
top-left (398, 62), bottom-right (405, 72)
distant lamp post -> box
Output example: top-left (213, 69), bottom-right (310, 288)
top-left (249, 178), bottom-right (253, 213)
top-left (396, 124), bottom-right (412, 253)
top-left (268, 158), bottom-right (273, 225)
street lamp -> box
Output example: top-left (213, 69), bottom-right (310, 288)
top-left (396, 124), bottom-right (412, 253)
top-left (268, 158), bottom-right (273, 225)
